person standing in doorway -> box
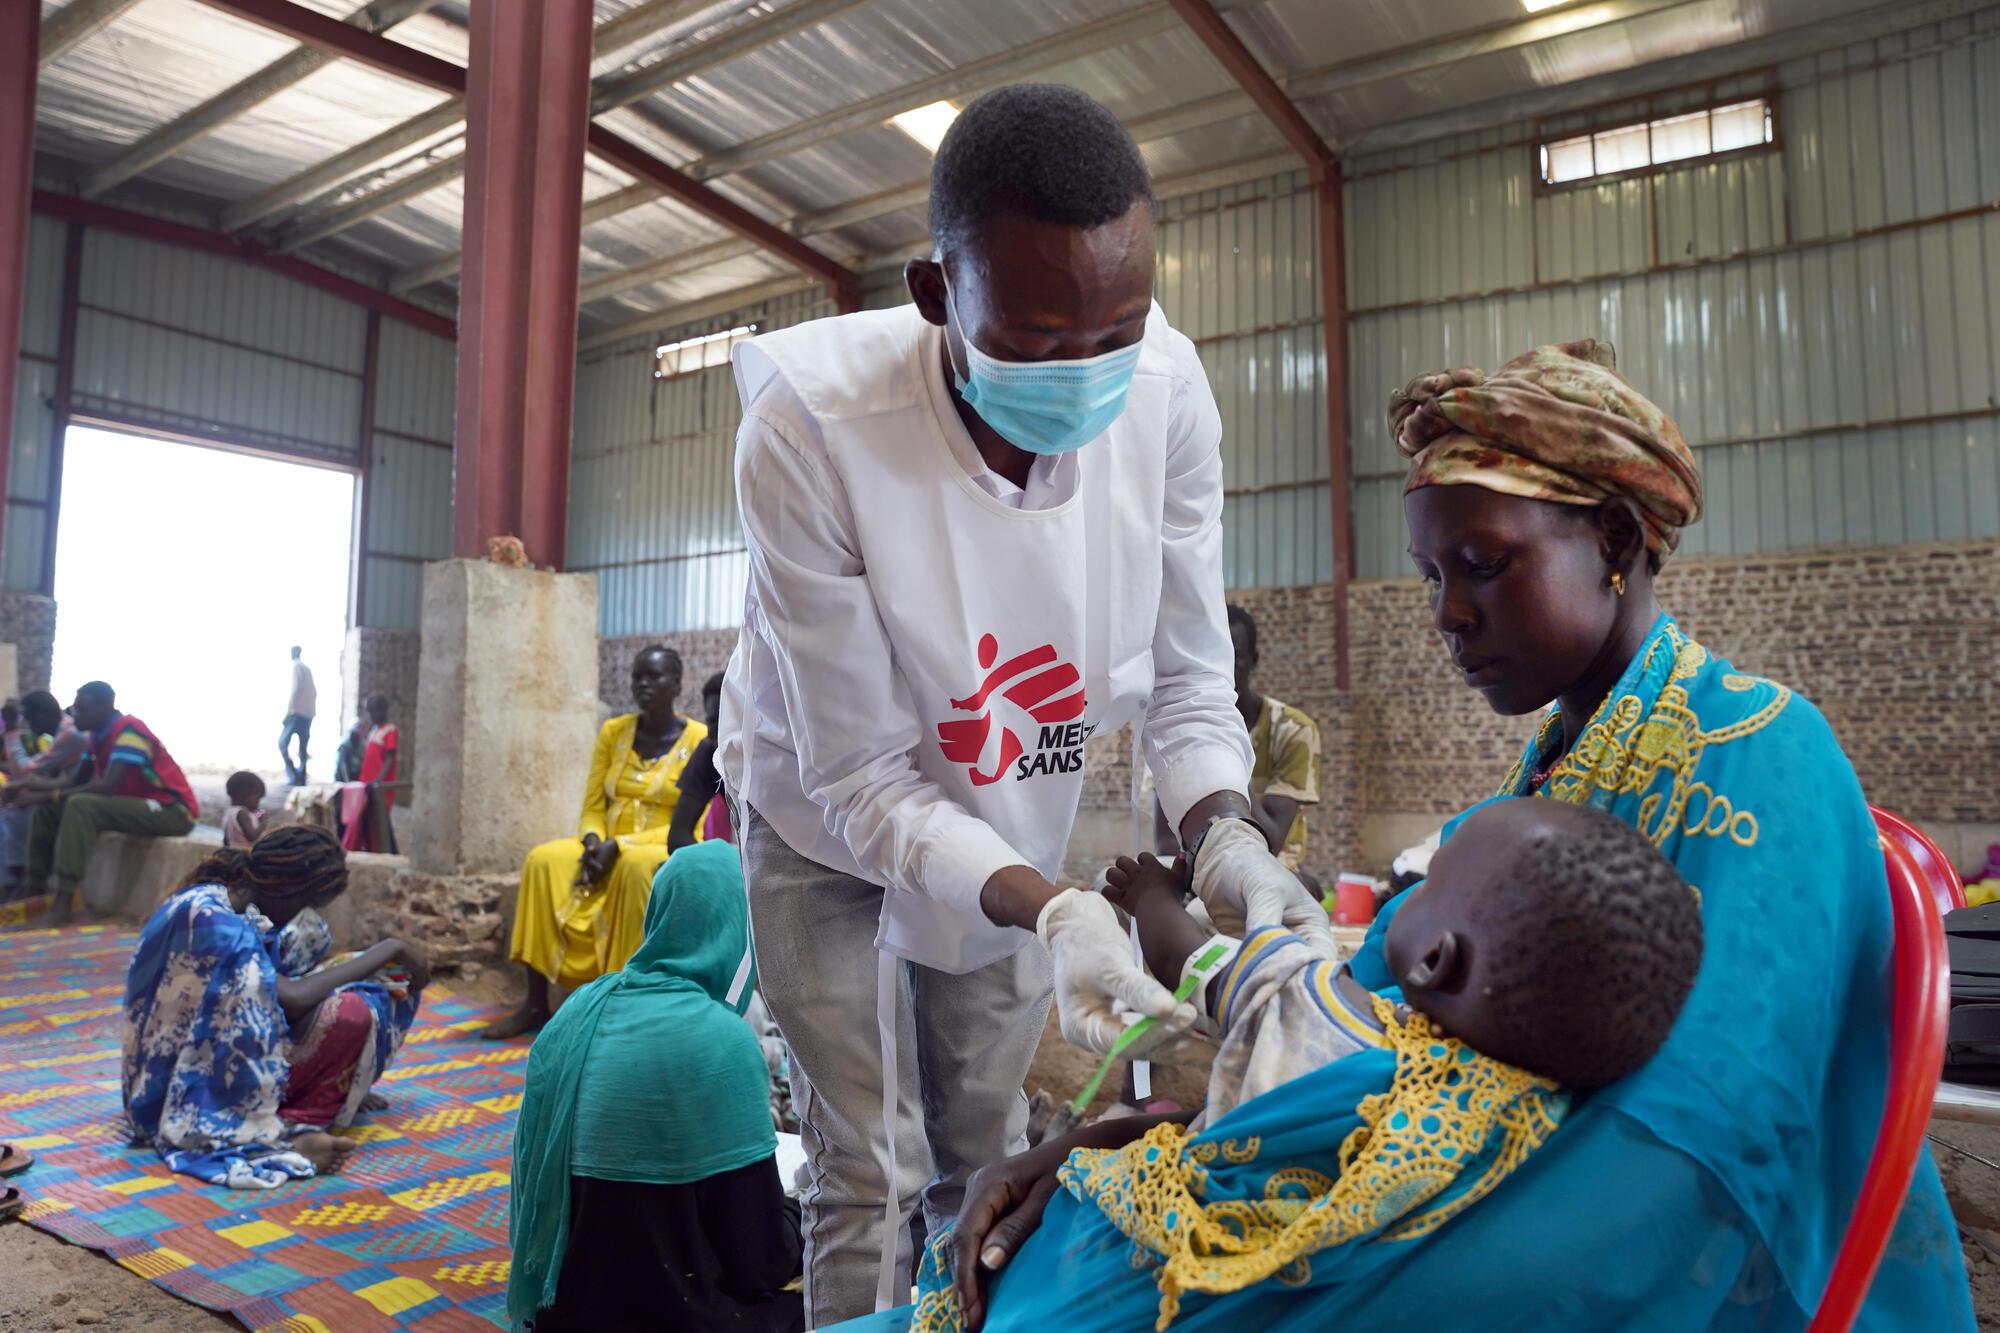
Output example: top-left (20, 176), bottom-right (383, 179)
top-left (719, 85), bottom-right (1327, 1324)
top-left (279, 646), bottom-right (316, 787)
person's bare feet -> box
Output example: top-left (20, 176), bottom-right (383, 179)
top-left (360, 1092), bottom-right (388, 1113)
top-left (479, 1003), bottom-right (549, 1041)
top-left (292, 1132), bottom-right (357, 1175)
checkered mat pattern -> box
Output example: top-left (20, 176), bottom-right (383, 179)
top-left (0, 923), bottom-right (523, 1331)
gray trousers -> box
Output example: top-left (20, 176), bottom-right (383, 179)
top-left (743, 810), bottom-right (1054, 1326)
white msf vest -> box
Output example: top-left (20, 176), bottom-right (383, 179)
top-left (725, 303), bottom-right (1180, 974)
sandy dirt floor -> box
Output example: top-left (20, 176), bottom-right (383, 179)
top-left (0, 1223), bottom-right (233, 1332)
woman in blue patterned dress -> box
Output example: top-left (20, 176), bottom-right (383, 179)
top-left (121, 823), bottom-right (428, 1188)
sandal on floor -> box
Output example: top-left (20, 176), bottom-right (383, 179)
top-left (0, 1144), bottom-right (33, 1177)
top-left (0, 1186), bottom-right (24, 1222)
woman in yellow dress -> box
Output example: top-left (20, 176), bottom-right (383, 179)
top-left (482, 646), bottom-right (707, 1039)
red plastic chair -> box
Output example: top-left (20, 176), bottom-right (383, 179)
top-left (1804, 816), bottom-right (1951, 1331)
top-left (1872, 805), bottom-right (1969, 918)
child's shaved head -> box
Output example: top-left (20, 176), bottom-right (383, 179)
top-left (1385, 799), bottom-right (1702, 1090)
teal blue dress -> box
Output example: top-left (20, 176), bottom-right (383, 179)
top-left (838, 616), bottom-right (1973, 1332)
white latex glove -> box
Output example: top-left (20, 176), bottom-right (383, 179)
top-left (1037, 888), bottom-right (1198, 1058)
top-left (1191, 818), bottom-right (1340, 959)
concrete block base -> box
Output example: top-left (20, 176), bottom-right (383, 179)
top-left (411, 560), bottom-right (598, 876)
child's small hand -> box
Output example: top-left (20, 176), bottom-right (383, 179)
top-left (1102, 853), bottom-right (1186, 914)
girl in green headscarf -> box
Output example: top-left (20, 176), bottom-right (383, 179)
top-left (509, 840), bottom-right (803, 1332)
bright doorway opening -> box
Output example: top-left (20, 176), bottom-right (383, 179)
top-left (49, 425), bottom-right (356, 778)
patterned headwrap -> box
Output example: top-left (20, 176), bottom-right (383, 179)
top-left (1390, 339), bottom-right (1702, 555)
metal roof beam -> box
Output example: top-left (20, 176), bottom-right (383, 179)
top-left (684, 2), bottom-right (1185, 182)
top-left (276, 151), bottom-right (464, 251)
top-left (194, 0), bottom-right (852, 299)
top-left (561, 0), bottom-right (1262, 240)
top-left (1164, 0), bottom-right (1332, 172)
top-left (39, 0), bottom-right (144, 65)
top-left (81, 0), bottom-right (441, 200)
top-left (588, 0), bottom-right (877, 115)
top-left (234, 0), bottom-right (869, 240)
top-left (211, 0), bottom-right (860, 264)
top-left (195, 0), bottom-right (462, 90)
top-left (31, 188), bottom-right (456, 339)
top-left (574, 147), bottom-right (1303, 351)
top-left (588, 0), bottom-right (724, 68)
top-left (221, 99), bottom-right (463, 233)
top-left (579, 274), bottom-right (821, 352)
top-left (1341, 0), bottom-right (1986, 156)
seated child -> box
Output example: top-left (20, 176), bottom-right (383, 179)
top-left (1110, 797), bottom-right (1703, 1128)
top-left (887, 799), bottom-right (1702, 1333)
top-left (222, 770), bottom-right (267, 849)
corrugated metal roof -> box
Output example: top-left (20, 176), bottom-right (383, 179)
top-left (30, 0), bottom-right (1961, 339)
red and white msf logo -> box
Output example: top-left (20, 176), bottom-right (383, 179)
top-left (936, 634), bottom-right (1094, 786)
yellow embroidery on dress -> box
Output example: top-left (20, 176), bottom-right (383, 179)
top-left (1219, 1137), bottom-right (1262, 1164)
top-left (1056, 1000), bottom-right (1564, 1330)
top-left (1521, 626), bottom-right (1788, 855)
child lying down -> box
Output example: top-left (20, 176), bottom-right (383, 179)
top-left (1115, 797), bottom-right (1703, 1130)
top-left (889, 798), bottom-right (1703, 1333)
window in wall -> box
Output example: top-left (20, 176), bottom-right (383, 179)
top-left (654, 323), bottom-right (757, 379)
top-left (1538, 98), bottom-right (1774, 186)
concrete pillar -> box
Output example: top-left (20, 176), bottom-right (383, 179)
top-left (0, 2), bottom-right (40, 563)
top-left (451, 0), bottom-right (593, 568)
top-left (0, 643), bottom-right (18, 702)
top-left (410, 559), bottom-right (598, 876)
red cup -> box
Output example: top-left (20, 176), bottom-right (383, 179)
top-left (1334, 873), bottom-right (1376, 926)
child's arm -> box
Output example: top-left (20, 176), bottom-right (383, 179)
top-left (1103, 853), bottom-right (1219, 1009)
top-left (233, 809), bottom-right (259, 845)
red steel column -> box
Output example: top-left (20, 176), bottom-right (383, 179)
top-left (452, 0), bottom-right (591, 565)
top-left (0, 2), bottom-right (41, 565)
top-left (1317, 166), bottom-right (1352, 690)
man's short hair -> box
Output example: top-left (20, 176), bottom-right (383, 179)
top-left (929, 84), bottom-right (1153, 258)
top-left (76, 681), bottom-right (115, 707)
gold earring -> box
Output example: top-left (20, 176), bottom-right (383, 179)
top-left (1610, 571), bottom-right (1627, 597)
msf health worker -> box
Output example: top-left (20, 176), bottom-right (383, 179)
top-left (719, 85), bottom-right (1328, 1325)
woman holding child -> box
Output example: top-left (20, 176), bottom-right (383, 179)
top-left (850, 341), bottom-right (1972, 1330)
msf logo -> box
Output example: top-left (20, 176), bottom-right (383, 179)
top-left (937, 634), bottom-right (1092, 787)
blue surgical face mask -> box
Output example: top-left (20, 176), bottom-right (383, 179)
top-left (945, 280), bottom-right (1143, 456)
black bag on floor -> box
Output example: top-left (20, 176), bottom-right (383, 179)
top-left (1944, 902), bottom-right (2000, 1084)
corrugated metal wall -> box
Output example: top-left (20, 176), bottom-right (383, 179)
top-left (569, 286), bottom-right (839, 635)
top-left (1345, 10), bottom-right (2000, 577)
top-left (5, 217), bottom-right (66, 591)
top-left (360, 318), bottom-right (456, 630)
top-left (3, 215), bottom-right (449, 620)
top-left (570, 174), bottom-right (1331, 634)
top-left (71, 230), bottom-right (369, 466)
top-left (1157, 171), bottom-right (1330, 589)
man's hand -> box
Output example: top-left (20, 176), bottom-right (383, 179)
top-left (1191, 818), bottom-right (1337, 957)
top-left (1037, 888), bottom-right (1195, 1058)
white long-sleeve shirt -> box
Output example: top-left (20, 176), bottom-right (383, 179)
top-left (719, 303), bottom-right (1251, 971)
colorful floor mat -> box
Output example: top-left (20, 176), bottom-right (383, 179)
top-left (0, 922), bottom-right (524, 1332)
